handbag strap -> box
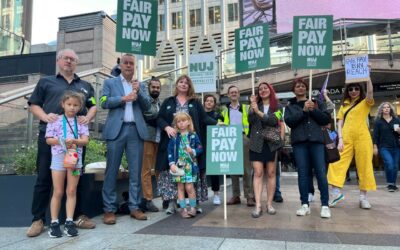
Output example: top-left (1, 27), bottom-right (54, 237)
top-left (343, 99), bottom-right (361, 124)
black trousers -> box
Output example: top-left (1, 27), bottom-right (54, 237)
top-left (210, 175), bottom-right (220, 192)
top-left (31, 131), bottom-right (85, 222)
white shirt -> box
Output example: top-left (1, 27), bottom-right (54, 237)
top-left (120, 75), bottom-right (135, 122)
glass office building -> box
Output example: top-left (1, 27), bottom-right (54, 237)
top-left (0, 0), bottom-right (32, 56)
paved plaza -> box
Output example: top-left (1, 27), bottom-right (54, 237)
top-left (1, 175), bottom-right (399, 249)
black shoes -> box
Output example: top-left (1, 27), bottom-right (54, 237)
top-left (273, 196), bottom-right (284, 203)
top-left (140, 199), bottom-right (160, 212)
top-left (64, 221), bottom-right (78, 237)
top-left (48, 222), bottom-right (62, 238)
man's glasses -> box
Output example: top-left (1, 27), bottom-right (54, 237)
top-left (348, 87), bottom-right (360, 92)
top-left (61, 56), bottom-right (77, 63)
top-left (122, 61), bottom-right (134, 65)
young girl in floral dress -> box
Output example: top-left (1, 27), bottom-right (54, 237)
top-left (168, 112), bottom-right (203, 218)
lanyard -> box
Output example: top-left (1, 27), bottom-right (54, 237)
top-left (63, 115), bottom-right (78, 151)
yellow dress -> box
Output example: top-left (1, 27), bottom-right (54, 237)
top-left (328, 98), bottom-right (376, 191)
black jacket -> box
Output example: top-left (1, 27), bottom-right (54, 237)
top-left (373, 117), bottom-right (400, 148)
top-left (284, 98), bottom-right (330, 145)
top-left (155, 96), bottom-right (217, 171)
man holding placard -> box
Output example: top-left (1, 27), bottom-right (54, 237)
top-left (221, 86), bottom-right (255, 206)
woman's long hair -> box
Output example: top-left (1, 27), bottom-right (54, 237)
top-left (256, 82), bottom-right (278, 112)
top-left (173, 75), bottom-right (197, 100)
top-left (341, 83), bottom-right (366, 104)
top-left (375, 102), bottom-right (398, 122)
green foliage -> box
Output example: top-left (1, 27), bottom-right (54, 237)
top-left (12, 145), bottom-right (37, 175)
top-left (11, 139), bottom-right (128, 175)
top-left (84, 139), bottom-right (107, 165)
top-left (84, 139), bottom-right (127, 169)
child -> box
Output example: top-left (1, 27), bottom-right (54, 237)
top-left (168, 112), bottom-right (203, 218)
top-left (45, 91), bottom-right (89, 237)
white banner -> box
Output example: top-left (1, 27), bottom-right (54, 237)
top-left (189, 53), bottom-right (216, 93)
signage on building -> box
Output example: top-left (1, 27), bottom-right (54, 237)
top-left (292, 15), bottom-right (333, 69)
top-left (235, 23), bottom-right (270, 74)
top-left (188, 53), bottom-right (216, 93)
top-left (206, 125), bottom-right (244, 175)
top-left (345, 54), bottom-right (369, 83)
top-left (115, 0), bottom-right (158, 56)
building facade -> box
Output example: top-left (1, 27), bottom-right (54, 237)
top-left (0, 0), bottom-right (32, 56)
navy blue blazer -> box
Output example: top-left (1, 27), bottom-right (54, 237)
top-left (100, 76), bottom-right (151, 140)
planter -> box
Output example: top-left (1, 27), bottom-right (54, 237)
top-left (0, 173), bottom-right (128, 227)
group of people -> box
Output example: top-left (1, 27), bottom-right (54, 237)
top-left (26, 49), bottom-right (398, 238)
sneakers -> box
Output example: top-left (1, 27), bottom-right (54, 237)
top-left (75, 215), bottom-right (96, 229)
top-left (64, 221), bottom-right (78, 237)
top-left (359, 199), bottom-right (372, 209)
top-left (213, 195), bottom-right (221, 205)
top-left (388, 185), bottom-right (399, 192)
top-left (48, 222), bottom-right (62, 238)
top-left (166, 201), bottom-right (177, 214)
top-left (296, 204), bottom-right (311, 216)
top-left (320, 206), bottom-right (331, 218)
top-left (308, 193), bottom-right (315, 202)
top-left (196, 206), bottom-right (203, 214)
top-left (329, 193), bottom-right (345, 207)
top-left (27, 219), bottom-right (44, 237)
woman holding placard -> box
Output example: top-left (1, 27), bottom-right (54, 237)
top-left (284, 79), bottom-right (331, 218)
top-left (248, 82), bottom-right (283, 218)
top-left (327, 77), bottom-right (376, 209)
top-left (373, 102), bottom-right (400, 192)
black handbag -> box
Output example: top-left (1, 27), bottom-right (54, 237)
top-left (322, 128), bottom-right (340, 163)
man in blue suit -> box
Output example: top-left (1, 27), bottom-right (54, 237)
top-left (100, 54), bottom-right (151, 224)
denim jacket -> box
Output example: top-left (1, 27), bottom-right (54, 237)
top-left (167, 132), bottom-right (203, 174)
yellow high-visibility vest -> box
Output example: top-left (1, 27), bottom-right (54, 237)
top-left (221, 103), bottom-right (249, 136)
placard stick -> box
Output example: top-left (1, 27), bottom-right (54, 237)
top-left (251, 71), bottom-right (255, 95)
top-left (201, 93), bottom-right (204, 105)
top-left (309, 70), bottom-right (313, 99)
top-left (224, 174), bottom-right (227, 220)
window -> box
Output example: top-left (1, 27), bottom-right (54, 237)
top-left (171, 0), bottom-right (181, 3)
top-left (208, 6), bottom-right (221, 25)
top-left (158, 14), bottom-right (165, 31)
top-left (158, 0), bottom-right (164, 4)
top-left (172, 11), bottom-right (182, 29)
top-left (228, 3), bottom-right (239, 22)
top-left (190, 9), bottom-right (201, 27)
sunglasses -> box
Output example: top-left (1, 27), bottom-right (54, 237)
top-left (348, 86), bottom-right (360, 92)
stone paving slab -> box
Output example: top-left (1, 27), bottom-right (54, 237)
top-left (1, 175), bottom-right (399, 249)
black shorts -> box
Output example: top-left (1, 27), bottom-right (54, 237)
top-left (249, 142), bottom-right (276, 164)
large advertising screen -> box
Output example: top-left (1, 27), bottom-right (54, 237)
top-left (276, 0), bottom-right (400, 34)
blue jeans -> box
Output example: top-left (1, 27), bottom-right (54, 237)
top-left (293, 142), bottom-right (329, 206)
top-left (274, 161), bottom-right (282, 198)
top-left (379, 147), bottom-right (400, 185)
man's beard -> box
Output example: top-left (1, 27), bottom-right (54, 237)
top-left (150, 91), bottom-right (160, 98)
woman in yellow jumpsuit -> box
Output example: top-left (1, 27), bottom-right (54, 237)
top-left (328, 77), bottom-right (376, 209)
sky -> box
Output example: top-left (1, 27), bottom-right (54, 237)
top-left (32, 0), bottom-right (117, 44)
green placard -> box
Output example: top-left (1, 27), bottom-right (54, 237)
top-left (116, 0), bottom-right (158, 56)
top-left (206, 125), bottom-right (243, 175)
top-left (235, 23), bottom-right (270, 74)
top-left (292, 15), bottom-right (333, 69)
